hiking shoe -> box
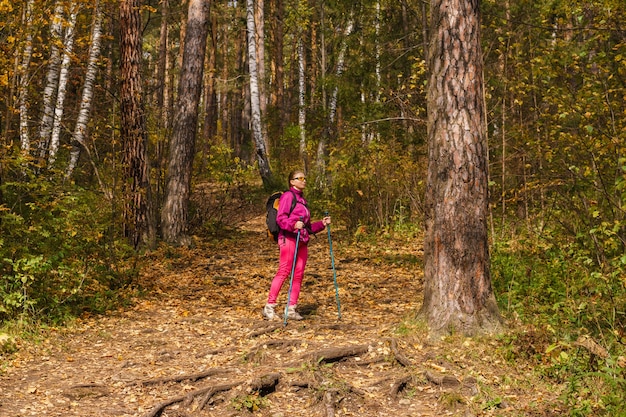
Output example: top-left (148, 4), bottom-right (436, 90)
top-left (287, 305), bottom-right (304, 320)
top-left (263, 303), bottom-right (279, 320)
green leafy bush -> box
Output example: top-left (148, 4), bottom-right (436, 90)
top-left (0, 178), bottom-right (135, 325)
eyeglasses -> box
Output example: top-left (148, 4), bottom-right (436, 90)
top-left (292, 176), bottom-right (306, 181)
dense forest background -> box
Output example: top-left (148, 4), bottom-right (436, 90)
top-left (1, 0), bottom-right (625, 415)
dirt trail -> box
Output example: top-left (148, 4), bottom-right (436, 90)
top-left (0, 215), bottom-right (510, 417)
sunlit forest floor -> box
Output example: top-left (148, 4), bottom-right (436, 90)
top-left (0, 212), bottom-right (564, 416)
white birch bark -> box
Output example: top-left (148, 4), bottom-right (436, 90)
top-left (66, 2), bottom-right (104, 186)
top-left (370, 0), bottom-right (381, 143)
top-left (328, 20), bottom-right (353, 126)
top-left (255, 0), bottom-right (266, 128)
top-left (298, 37), bottom-right (306, 161)
top-left (361, 2), bottom-right (381, 144)
top-left (317, 19), bottom-right (353, 175)
top-left (48, 3), bottom-right (79, 167)
top-left (38, 1), bottom-right (64, 158)
top-left (18, 0), bottom-right (35, 152)
top-left (246, 0), bottom-right (271, 183)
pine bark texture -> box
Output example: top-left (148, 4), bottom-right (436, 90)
top-left (120, 0), bottom-right (155, 249)
top-left (421, 0), bottom-right (501, 335)
top-left (161, 0), bottom-right (209, 245)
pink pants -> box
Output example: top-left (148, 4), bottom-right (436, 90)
top-left (267, 236), bottom-right (308, 306)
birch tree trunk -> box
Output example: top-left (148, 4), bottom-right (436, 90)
top-left (120, 0), bottom-right (155, 249)
top-left (298, 37), bottom-right (307, 167)
top-left (316, 19), bottom-right (353, 182)
top-left (420, 0), bottom-right (501, 335)
top-left (245, 0), bottom-right (272, 186)
top-left (48, 4), bottom-right (79, 166)
top-left (38, 1), bottom-right (64, 160)
top-left (66, 2), bottom-right (104, 182)
top-left (161, 0), bottom-right (209, 245)
top-left (18, 0), bottom-right (35, 152)
top-left (254, 0), bottom-right (267, 136)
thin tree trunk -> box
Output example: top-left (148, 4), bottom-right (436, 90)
top-left (18, 0), bottom-right (35, 152)
top-left (255, 0), bottom-right (267, 138)
top-left (272, 0), bottom-right (285, 138)
top-left (202, 11), bottom-right (218, 144)
top-left (317, 18), bottom-right (353, 182)
top-left (66, 2), bottom-right (105, 182)
top-left (155, 0), bottom-right (169, 114)
top-left (120, 0), bottom-right (155, 249)
top-left (48, 3), bottom-right (79, 167)
top-left (161, 0), bottom-right (210, 245)
top-left (245, 0), bottom-right (272, 186)
top-left (38, 1), bottom-right (64, 161)
top-left (154, 0), bottom-right (170, 213)
top-left (420, 0), bottom-right (501, 336)
top-left (298, 37), bottom-right (307, 168)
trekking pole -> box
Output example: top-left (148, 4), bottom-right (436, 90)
top-left (325, 211), bottom-right (341, 320)
top-left (284, 217), bottom-right (303, 326)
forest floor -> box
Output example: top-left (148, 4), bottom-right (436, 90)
top-left (0, 207), bottom-right (565, 417)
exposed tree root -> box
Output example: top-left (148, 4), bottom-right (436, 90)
top-left (424, 370), bottom-right (461, 388)
top-left (143, 381), bottom-right (243, 417)
top-left (389, 338), bottom-right (412, 367)
top-left (141, 340), bottom-right (416, 416)
top-left (389, 375), bottom-right (412, 397)
top-left (324, 390), bottom-right (337, 417)
top-left (303, 344), bottom-right (371, 364)
top-left (139, 367), bottom-right (232, 386)
top-left (143, 372), bottom-right (282, 417)
top-left (248, 322), bottom-right (282, 338)
top-left (194, 346), bottom-right (237, 358)
top-left (247, 372), bottom-right (281, 395)
top-left (244, 339), bottom-right (301, 361)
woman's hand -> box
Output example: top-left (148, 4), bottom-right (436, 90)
top-left (294, 221), bottom-right (305, 230)
top-left (322, 216), bottom-right (331, 226)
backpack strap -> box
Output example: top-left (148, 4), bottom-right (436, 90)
top-left (286, 189), bottom-right (298, 216)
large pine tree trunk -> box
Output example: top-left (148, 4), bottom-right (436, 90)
top-left (245, 0), bottom-right (272, 186)
top-left (120, 0), bottom-right (155, 249)
top-left (420, 0), bottom-right (501, 335)
top-left (161, 0), bottom-right (209, 245)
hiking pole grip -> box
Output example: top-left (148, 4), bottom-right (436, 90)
top-left (284, 216), bottom-right (303, 326)
top-left (325, 211), bottom-right (341, 320)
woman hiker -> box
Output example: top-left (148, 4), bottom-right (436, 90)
top-left (263, 170), bottom-right (331, 320)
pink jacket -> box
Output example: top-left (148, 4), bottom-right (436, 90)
top-left (276, 187), bottom-right (325, 243)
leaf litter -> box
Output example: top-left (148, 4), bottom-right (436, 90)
top-left (0, 214), bottom-right (563, 416)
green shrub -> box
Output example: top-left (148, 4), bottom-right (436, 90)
top-left (0, 179), bottom-right (136, 325)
